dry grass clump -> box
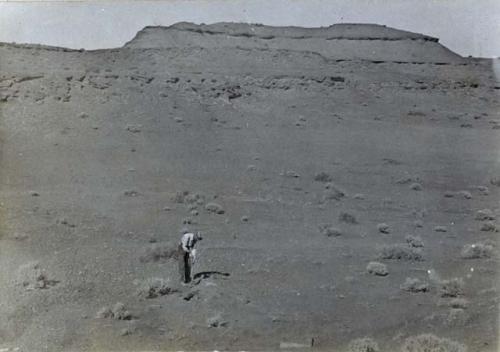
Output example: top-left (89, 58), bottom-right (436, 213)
top-left (366, 262), bottom-right (388, 276)
top-left (378, 244), bottom-right (423, 261)
top-left (401, 334), bottom-right (466, 352)
top-left (96, 302), bottom-right (132, 320)
top-left (401, 277), bottom-right (429, 293)
top-left (319, 224), bottom-right (342, 237)
top-left (347, 337), bottom-right (380, 352)
top-left (460, 242), bottom-right (494, 259)
top-left (406, 235), bottom-right (424, 248)
top-left (339, 212), bottom-right (358, 224)
top-left (439, 278), bottom-right (464, 298)
top-left (475, 209), bottom-right (495, 221)
top-left (138, 278), bottom-right (178, 299)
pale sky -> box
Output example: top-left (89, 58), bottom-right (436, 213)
top-left (0, 0), bottom-right (499, 58)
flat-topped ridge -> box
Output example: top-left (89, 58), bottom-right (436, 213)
top-left (125, 22), bottom-right (438, 45)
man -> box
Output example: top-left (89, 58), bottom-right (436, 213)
top-left (178, 230), bottom-right (202, 283)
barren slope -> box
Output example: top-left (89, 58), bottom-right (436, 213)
top-left (0, 23), bottom-right (499, 352)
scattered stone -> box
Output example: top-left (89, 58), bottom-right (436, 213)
top-left (174, 117), bottom-right (184, 123)
top-left (347, 337), bottom-right (380, 352)
top-left (383, 158), bottom-right (402, 166)
top-left (396, 175), bottom-right (419, 185)
top-left (78, 112), bottom-right (88, 119)
top-left (339, 212), bottom-right (358, 224)
top-left (353, 193), bottom-right (365, 200)
top-left (400, 277), bottom-right (429, 293)
top-left (401, 334), bottom-right (466, 352)
top-left (377, 223), bottom-right (390, 234)
top-left (378, 244), bottom-right (423, 261)
top-left (279, 341), bottom-right (313, 349)
top-left (457, 190), bottom-right (472, 199)
top-left (434, 226), bottom-right (447, 232)
top-left (17, 261), bottom-right (58, 290)
top-left (246, 164), bottom-right (257, 172)
top-left (124, 190), bottom-right (139, 197)
top-left (480, 221), bottom-right (497, 232)
top-left (475, 209), bottom-right (495, 221)
top-left (30, 191), bottom-right (40, 197)
top-left (314, 172), bottom-right (332, 183)
top-left (319, 224), bottom-right (342, 237)
top-left (281, 170), bottom-right (300, 178)
top-left (410, 183), bottom-right (423, 191)
top-left (439, 278), bottom-right (464, 298)
top-left (461, 242), bottom-right (494, 259)
top-left (241, 215), bottom-right (250, 222)
top-left (366, 262), bottom-right (388, 276)
top-left (321, 184), bottom-right (345, 202)
top-left (126, 124), bottom-right (142, 133)
top-left (205, 202), bottom-right (225, 214)
top-left (444, 191), bottom-right (456, 198)
top-left (413, 220), bottom-right (423, 228)
top-left (190, 210), bottom-right (199, 216)
top-left (206, 313), bottom-right (228, 328)
top-left (405, 235), bottom-right (424, 248)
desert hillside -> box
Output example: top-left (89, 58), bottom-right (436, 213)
top-left (0, 23), bottom-right (499, 351)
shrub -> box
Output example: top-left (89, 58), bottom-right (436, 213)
top-left (366, 262), bottom-right (388, 276)
top-left (347, 337), bottom-right (380, 352)
top-left (378, 244), bottom-right (423, 261)
top-left (401, 334), bottom-right (466, 352)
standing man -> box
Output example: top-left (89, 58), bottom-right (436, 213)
top-left (179, 230), bottom-right (202, 283)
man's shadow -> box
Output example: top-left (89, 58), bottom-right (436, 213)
top-left (193, 271), bottom-right (230, 280)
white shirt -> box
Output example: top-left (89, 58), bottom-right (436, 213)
top-left (180, 232), bottom-right (196, 252)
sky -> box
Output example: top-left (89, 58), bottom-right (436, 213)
top-left (0, 0), bottom-right (499, 58)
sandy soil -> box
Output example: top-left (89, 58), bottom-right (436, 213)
top-left (0, 23), bottom-right (499, 351)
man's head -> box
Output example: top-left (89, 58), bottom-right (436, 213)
top-left (195, 232), bottom-right (203, 241)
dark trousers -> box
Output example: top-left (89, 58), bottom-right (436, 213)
top-left (178, 245), bottom-right (192, 283)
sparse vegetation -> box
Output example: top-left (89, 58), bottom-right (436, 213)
top-left (401, 334), bottom-right (466, 352)
top-left (460, 242), bottom-right (494, 259)
top-left (439, 278), bottom-right (464, 298)
top-left (314, 172), bottom-right (333, 183)
top-left (401, 277), bottom-right (429, 293)
top-left (378, 244), bottom-right (423, 261)
top-left (377, 223), bottom-right (390, 234)
top-left (347, 337), bottom-right (380, 352)
top-left (475, 209), bottom-right (495, 221)
top-left (406, 235), bottom-right (424, 248)
top-left (319, 224), bottom-right (342, 237)
top-left (339, 212), bottom-right (358, 224)
top-left (366, 262), bottom-right (388, 276)
top-left (138, 278), bottom-right (178, 299)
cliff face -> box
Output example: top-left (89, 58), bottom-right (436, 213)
top-left (125, 22), bottom-right (463, 63)
top-left (0, 23), bottom-right (499, 352)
